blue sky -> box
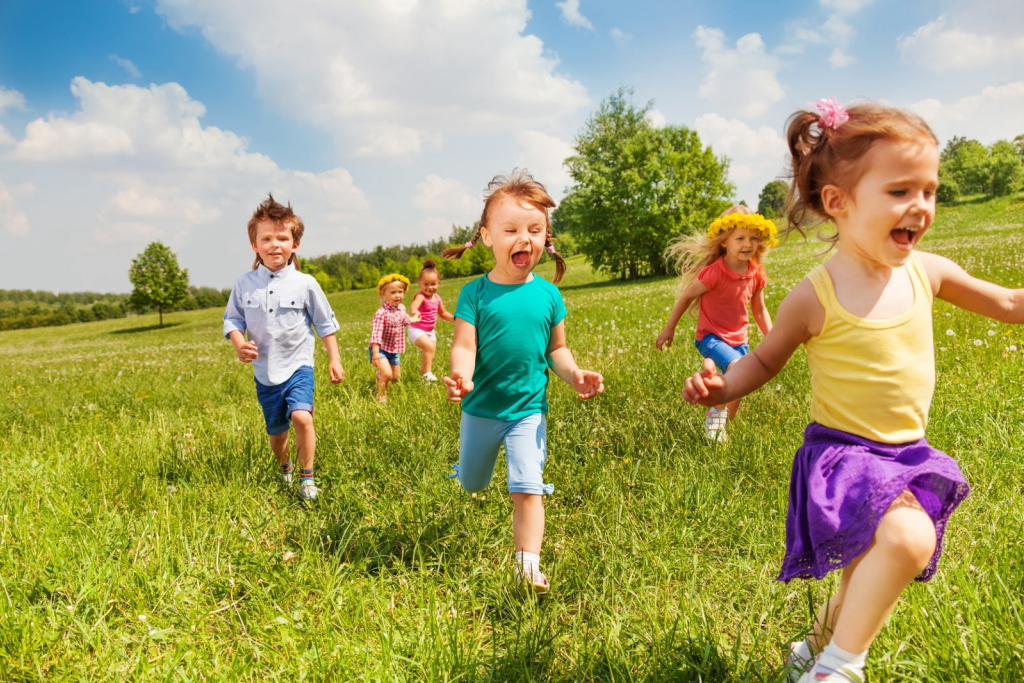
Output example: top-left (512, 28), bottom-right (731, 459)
top-left (1, 0), bottom-right (1022, 292)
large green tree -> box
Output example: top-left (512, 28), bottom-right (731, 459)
top-left (757, 180), bottom-right (788, 219)
top-left (941, 136), bottom-right (990, 196)
top-left (987, 140), bottom-right (1024, 197)
top-left (554, 89), bottom-right (734, 279)
top-left (127, 242), bottom-right (189, 327)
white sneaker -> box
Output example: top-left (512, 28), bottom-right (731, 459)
top-left (278, 470), bottom-right (293, 486)
top-left (704, 407), bottom-right (728, 441)
top-left (785, 642), bottom-right (813, 683)
top-left (421, 371), bottom-right (438, 382)
top-left (298, 479), bottom-right (319, 501)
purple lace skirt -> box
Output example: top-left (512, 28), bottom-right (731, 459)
top-left (778, 422), bottom-right (970, 583)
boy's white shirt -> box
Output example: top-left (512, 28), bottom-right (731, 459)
top-left (223, 263), bottom-right (340, 386)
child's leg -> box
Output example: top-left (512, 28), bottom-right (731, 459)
top-left (511, 492), bottom-right (544, 553)
top-left (269, 431), bottom-right (290, 467)
top-left (291, 410), bottom-right (315, 473)
top-left (455, 413), bottom-right (503, 493)
top-left (391, 363), bottom-right (401, 382)
top-left (374, 356), bottom-right (393, 396)
top-left (826, 489), bottom-right (936, 654)
top-left (415, 335), bottom-right (436, 375)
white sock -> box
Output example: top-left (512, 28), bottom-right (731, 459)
top-left (791, 639), bottom-right (813, 663)
top-left (515, 551), bottom-right (540, 575)
top-left (814, 642), bottom-right (867, 680)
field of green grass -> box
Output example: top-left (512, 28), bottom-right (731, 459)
top-left (2, 196), bottom-right (1023, 681)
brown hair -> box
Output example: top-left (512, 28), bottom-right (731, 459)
top-left (418, 258), bottom-right (439, 282)
top-left (247, 193), bottom-right (304, 270)
top-left (442, 169), bottom-right (567, 284)
top-left (783, 102), bottom-right (938, 239)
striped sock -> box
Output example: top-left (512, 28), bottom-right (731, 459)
top-left (280, 461), bottom-right (293, 475)
top-left (299, 468), bottom-right (314, 483)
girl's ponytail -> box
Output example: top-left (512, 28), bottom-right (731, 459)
top-left (783, 110), bottom-right (828, 236)
top-left (442, 226), bottom-right (483, 260)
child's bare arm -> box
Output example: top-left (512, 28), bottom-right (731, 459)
top-left (684, 280), bottom-right (819, 406)
top-left (547, 321), bottom-right (604, 399)
top-left (320, 332), bottom-right (344, 383)
top-left (919, 251), bottom-right (1024, 323)
top-left (410, 293), bottom-right (425, 313)
top-left (751, 287), bottom-right (773, 336)
top-left (657, 279), bottom-right (710, 350)
top-left (444, 318), bottom-right (477, 401)
top-left (228, 330), bottom-right (258, 363)
top-left (438, 299), bottom-right (455, 322)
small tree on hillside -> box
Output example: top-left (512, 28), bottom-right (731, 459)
top-left (127, 242), bottom-right (189, 327)
top-left (987, 140), bottom-right (1024, 196)
top-left (555, 88), bottom-right (733, 279)
top-left (757, 180), bottom-right (788, 219)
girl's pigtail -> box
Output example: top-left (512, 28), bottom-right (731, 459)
top-left (252, 256), bottom-right (262, 270)
top-left (442, 226), bottom-right (482, 260)
top-left (546, 236), bottom-right (566, 284)
top-left (291, 254), bottom-right (302, 271)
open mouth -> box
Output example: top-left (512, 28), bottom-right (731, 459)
top-left (511, 250), bottom-right (530, 268)
top-left (890, 227), bottom-right (921, 248)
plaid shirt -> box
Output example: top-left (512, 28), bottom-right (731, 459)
top-left (369, 302), bottom-right (410, 353)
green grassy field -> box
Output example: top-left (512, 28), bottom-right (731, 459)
top-left (2, 196), bottom-right (1023, 681)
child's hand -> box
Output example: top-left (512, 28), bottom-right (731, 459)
top-left (329, 361), bottom-right (345, 384)
top-left (683, 358), bottom-right (727, 406)
top-left (443, 371), bottom-right (474, 402)
top-left (236, 341), bottom-right (258, 363)
top-left (409, 312), bottom-right (421, 324)
top-left (572, 369), bottom-right (604, 399)
top-left (655, 328), bottom-right (674, 351)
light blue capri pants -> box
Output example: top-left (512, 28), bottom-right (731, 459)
top-left (452, 412), bottom-right (555, 495)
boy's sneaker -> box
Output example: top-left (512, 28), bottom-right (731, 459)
top-left (278, 470), bottom-right (293, 486)
top-left (421, 371), bottom-right (438, 382)
top-left (704, 407), bottom-right (728, 441)
top-left (298, 479), bottom-right (319, 501)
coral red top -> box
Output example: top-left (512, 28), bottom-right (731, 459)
top-left (694, 257), bottom-right (767, 346)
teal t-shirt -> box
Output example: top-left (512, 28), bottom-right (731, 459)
top-left (455, 274), bottom-right (568, 421)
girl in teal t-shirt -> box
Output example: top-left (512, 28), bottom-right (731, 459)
top-left (442, 170), bottom-right (604, 594)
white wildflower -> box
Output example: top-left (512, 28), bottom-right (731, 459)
top-left (945, 329), bottom-right (954, 336)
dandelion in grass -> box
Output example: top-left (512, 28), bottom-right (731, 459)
top-left (1010, 345), bottom-right (1018, 352)
top-left (973, 339), bottom-right (983, 346)
top-left (946, 329), bottom-right (955, 336)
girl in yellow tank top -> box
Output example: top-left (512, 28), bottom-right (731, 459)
top-left (684, 99), bottom-right (1024, 683)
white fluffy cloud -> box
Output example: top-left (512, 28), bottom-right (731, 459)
top-left (556, 0), bottom-right (593, 30)
top-left (110, 55), bottom-right (142, 79)
top-left (908, 82), bottom-right (1024, 145)
top-left (3, 77), bottom-right (375, 289)
top-left (515, 130), bottom-right (574, 198)
top-left (644, 109), bottom-right (667, 129)
top-left (899, 12), bottom-right (1024, 70)
top-left (413, 175), bottom-right (477, 216)
top-left (154, 0), bottom-right (589, 157)
top-left (0, 178), bottom-right (32, 237)
top-left (694, 27), bottom-right (784, 119)
top-left (694, 113), bottom-right (789, 206)
top-left (0, 86), bottom-right (26, 113)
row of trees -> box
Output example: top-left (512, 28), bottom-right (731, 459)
top-left (939, 135), bottom-right (1024, 201)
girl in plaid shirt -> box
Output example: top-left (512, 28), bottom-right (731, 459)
top-left (369, 273), bottom-right (420, 402)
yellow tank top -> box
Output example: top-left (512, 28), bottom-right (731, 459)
top-left (805, 252), bottom-right (934, 443)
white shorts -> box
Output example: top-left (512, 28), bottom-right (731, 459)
top-left (408, 327), bottom-right (436, 345)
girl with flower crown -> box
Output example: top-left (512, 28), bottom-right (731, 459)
top-left (656, 204), bottom-right (777, 441)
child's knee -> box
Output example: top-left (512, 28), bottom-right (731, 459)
top-left (877, 507), bottom-right (936, 569)
top-left (459, 472), bottom-right (489, 493)
top-left (290, 410), bottom-right (313, 428)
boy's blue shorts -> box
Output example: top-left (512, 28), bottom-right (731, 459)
top-left (694, 334), bottom-right (748, 374)
top-left (255, 365), bottom-right (314, 435)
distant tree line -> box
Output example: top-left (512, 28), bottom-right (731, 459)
top-left (0, 286), bottom-right (230, 331)
top-left (937, 135), bottom-right (1024, 202)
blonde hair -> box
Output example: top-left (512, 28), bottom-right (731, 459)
top-left (442, 169), bottom-right (567, 284)
top-left (783, 101), bottom-right (938, 244)
top-left (248, 193), bottom-right (304, 271)
top-left (664, 204), bottom-right (771, 310)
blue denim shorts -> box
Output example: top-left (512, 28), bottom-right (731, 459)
top-left (451, 412), bottom-right (554, 496)
top-left (255, 365), bottom-right (314, 435)
top-left (369, 347), bottom-right (400, 366)
top-left (695, 334), bottom-right (748, 373)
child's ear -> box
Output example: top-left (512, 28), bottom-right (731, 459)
top-left (820, 184), bottom-right (848, 219)
top-left (479, 226), bottom-right (492, 248)
top-left (250, 241), bottom-right (259, 254)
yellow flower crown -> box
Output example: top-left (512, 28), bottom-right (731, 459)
top-left (376, 273), bottom-right (410, 294)
top-left (706, 213), bottom-right (779, 248)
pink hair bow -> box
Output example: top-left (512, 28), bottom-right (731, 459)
top-left (546, 244), bottom-right (556, 254)
top-left (464, 241), bottom-right (473, 249)
top-left (810, 97), bottom-right (848, 130)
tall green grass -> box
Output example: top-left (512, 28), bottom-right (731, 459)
top-left (1, 196), bottom-right (1023, 681)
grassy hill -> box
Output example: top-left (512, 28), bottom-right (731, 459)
top-left (1, 196), bottom-right (1022, 681)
